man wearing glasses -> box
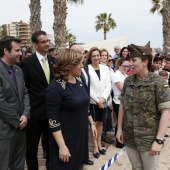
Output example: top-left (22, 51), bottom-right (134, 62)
top-left (20, 31), bottom-right (55, 170)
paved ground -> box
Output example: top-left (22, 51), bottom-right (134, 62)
top-left (25, 127), bottom-right (170, 170)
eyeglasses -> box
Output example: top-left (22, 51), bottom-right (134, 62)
top-left (108, 59), bottom-right (112, 62)
top-left (38, 39), bottom-right (50, 44)
top-left (122, 65), bottom-right (130, 68)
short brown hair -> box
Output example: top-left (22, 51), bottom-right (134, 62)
top-left (0, 36), bottom-right (21, 58)
top-left (100, 48), bottom-right (109, 59)
top-left (53, 48), bottom-right (83, 81)
top-left (86, 47), bottom-right (100, 64)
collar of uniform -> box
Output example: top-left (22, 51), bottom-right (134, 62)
top-left (129, 73), bottom-right (152, 87)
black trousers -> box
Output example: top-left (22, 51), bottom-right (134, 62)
top-left (112, 102), bottom-right (124, 148)
top-left (26, 119), bottom-right (49, 170)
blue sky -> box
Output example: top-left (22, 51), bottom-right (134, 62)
top-left (0, 0), bottom-right (162, 48)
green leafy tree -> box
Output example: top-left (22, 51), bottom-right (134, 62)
top-left (0, 25), bottom-right (7, 39)
top-left (150, 0), bottom-right (170, 53)
top-left (53, 0), bottom-right (83, 54)
top-left (66, 29), bottom-right (76, 47)
top-left (95, 13), bottom-right (116, 40)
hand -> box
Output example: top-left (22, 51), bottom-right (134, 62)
top-left (116, 129), bottom-right (124, 144)
top-left (98, 103), bottom-right (104, 109)
top-left (90, 124), bottom-right (97, 140)
top-left (59, 145), bottom-right (71, 162)
top-left (97, 97), bottom-right (105, 106)
top-left (150, 141), bottom-right (162, 156)
top-left (19, 115), bottom-right (28, 129)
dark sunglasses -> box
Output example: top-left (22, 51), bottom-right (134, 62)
top-left (108, 59), bottom-right (113, 62)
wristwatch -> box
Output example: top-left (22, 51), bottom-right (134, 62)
top-left (155, 138), bottom-right (164, 145)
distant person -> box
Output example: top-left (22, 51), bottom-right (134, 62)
top-left (153, 56), bottom-right (162, 74)
top-left (117, 42), bottom-right (170, 170)
top-left (112, 57), bottom-right (130, 148)
top-left (119, 47), bottom-right (129, 60)
top-left (151, 48), bottom-right (156, 64)
top-left (119, 47), bottom-right (132, 75)
top-left (20, 30), bottom-right (55, 170)
top-left (100, 48), bottom-right (109, 65)
top-left (24, 49), bottom-right (33, 58)
top-left (163, 58), bottom-right (170, 86)
top-left (0, 36), bottom-right (30, 169)
top-left (112, 45), bottom-right (121, 59)
top-left (48, 42), bottom-right (56, 57)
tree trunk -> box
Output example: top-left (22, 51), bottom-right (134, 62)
top-left (53, 0), bottom-right (67, 54)
top-left (162, 0), bottom-right (170, 54)
top-left (104, 31), bottom-right (106, 40)
top-left (29, 0), bottom-right (42, 33)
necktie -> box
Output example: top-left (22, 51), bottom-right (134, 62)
top-left (9, 69), bottom-right (17, 88)
top-left (41, 58), bottom-right (50, 84)
top-left (9, 69), bottom-right (14, 79)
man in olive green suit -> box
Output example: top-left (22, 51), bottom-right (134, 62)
top-left (0, 36), bottom-right (30, 170)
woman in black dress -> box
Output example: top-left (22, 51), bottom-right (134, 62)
top-left (46, 48), bottom-right (89, 170)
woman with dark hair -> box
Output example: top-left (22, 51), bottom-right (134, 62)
top-left (120, 47), bottom-right (133, 75)
top-left (116, 42), bottom-right (170, 170)
top-left (86, 47), bottom-right (111, 158)
top-left (46, 48), bottom-right (89, 170)
top-left (120, 47), bottom-right (129, 60)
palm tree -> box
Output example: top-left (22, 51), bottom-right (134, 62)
top-left (95, 13), bottom-right (116, 40)
top-left (53, 0), bottom-right (83, 54)
top-left (29, 0), bottom-right (42, 33)
top-left (66, 29), bottom-right (77, 47)
top-left (150, 0), bottom-right (170, 54)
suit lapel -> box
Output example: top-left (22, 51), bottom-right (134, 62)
top-left (47, 55), bottom-right (54, 82)
top-left (13, 65), bottom-right (21, 99)
top-left (89, 64), bottom-right (100, 81)
top-left (0, 62), bottom-right (18, 96)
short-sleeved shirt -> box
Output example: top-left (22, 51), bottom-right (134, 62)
top-left (112, 70), bottom-right (127, 104)
top-left (119, 72), bottom-right (170, 151)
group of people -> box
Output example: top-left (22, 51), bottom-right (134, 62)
top-left (0, 30), bottom-right (170, 170)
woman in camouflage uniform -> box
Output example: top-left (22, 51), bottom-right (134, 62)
top-left (116, 42), bottom-right (170, 170)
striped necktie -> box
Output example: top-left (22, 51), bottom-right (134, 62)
top-left (41, 58), bottom-right (50, 84)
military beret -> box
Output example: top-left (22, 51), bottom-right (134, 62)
top-left (128, 41), bottom-right (151, 58)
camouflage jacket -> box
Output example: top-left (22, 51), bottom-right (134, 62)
top-left (119, 72), bottom-right (170, 151)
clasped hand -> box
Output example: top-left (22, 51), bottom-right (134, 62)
top-left (97, 97), bottom-right (105, 109)
top-left (19, 115), bottom-right (28, 129)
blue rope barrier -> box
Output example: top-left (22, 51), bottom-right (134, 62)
top-left (99, 147), bottom-right (126, 170)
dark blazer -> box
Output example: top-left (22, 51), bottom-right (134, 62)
top-left (80, 63), bottom-right (91, 116)
top-left (0, 61), bottom-right (30, 139)
top-left (81, 63), bottom-right (90, 96)
top-left (20, 53), bottom-right (55, 120)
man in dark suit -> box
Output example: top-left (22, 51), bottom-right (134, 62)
top-left (71, 44), bottom-right (97, 166)
top-left (20, 31), bottom-right (55, 170)
top-left (0, 36), bottom-right (30, 169)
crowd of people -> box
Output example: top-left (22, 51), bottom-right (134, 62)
top-left (0, 30), bottom-right (170, 170)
